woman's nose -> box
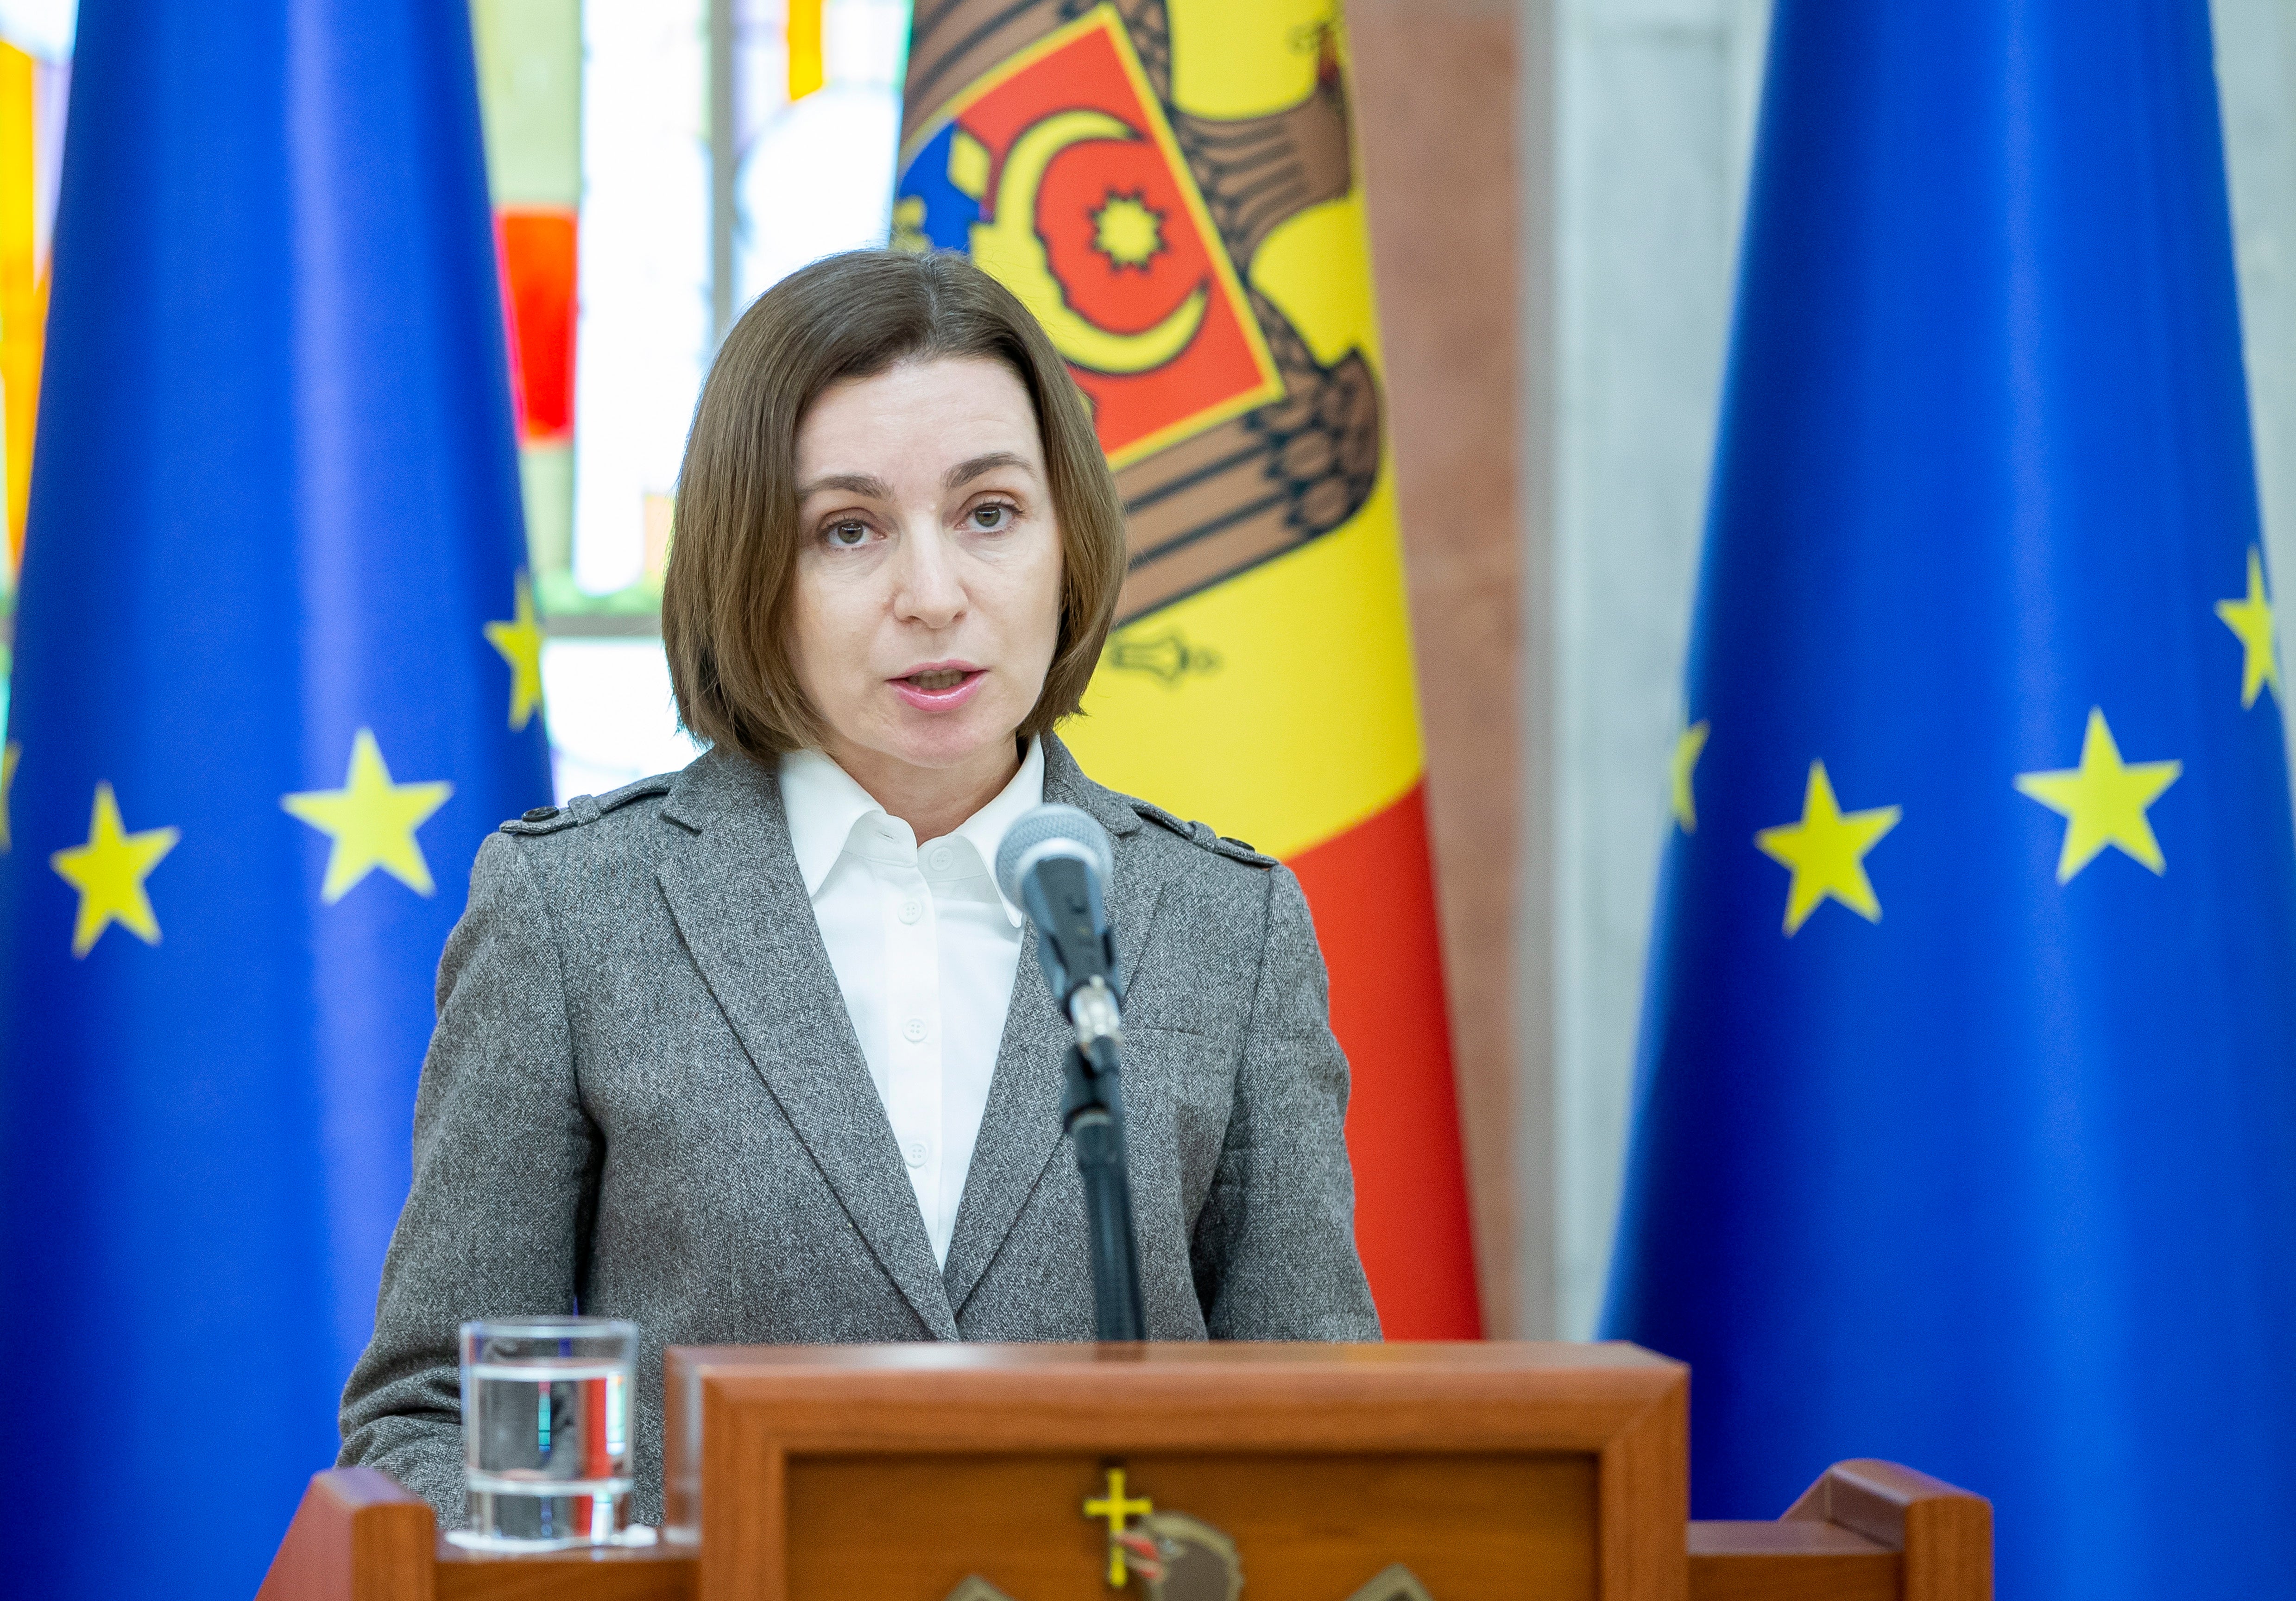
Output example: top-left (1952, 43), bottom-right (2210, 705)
top-left (891, 525), bottom-right (965, 625)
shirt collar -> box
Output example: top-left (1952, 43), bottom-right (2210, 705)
top-left (777, 738), bottom-right (1047, 927)
top-left (777, 746), bottom-right (889, 899)
top-left (956, 736), bottom-right (1046, 928)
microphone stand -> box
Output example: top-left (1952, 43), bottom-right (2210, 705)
top-left (1009, 836), bottom-right (1149, 1344)
top-left (1062, 979), bottom-right (1147, 1341)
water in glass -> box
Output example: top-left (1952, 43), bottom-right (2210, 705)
top-left (460, 1318), bottom-right (636, 1546)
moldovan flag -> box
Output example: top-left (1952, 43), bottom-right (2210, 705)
top-left (897, 0), bottom-right (1481, 1336)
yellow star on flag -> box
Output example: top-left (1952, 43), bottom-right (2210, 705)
top-left (484, 570), bottom-right (545, 731)
top-left (282, 728), bottom-right (454, 903)
top-left (2014, 707), bottom-right (2181, 883)
top-left (1754, 761), bottom-right (1902, 935)
top-left (50, 782), bottom-right (181, 957)
top-left (1091, 190), bottom-right (1165, 270)
top-left (1671, 719), bottom-right (1710, 832)
top-left (2214, 545), bottom-right (2280, 709)
top-left (0, 739), bottom-right (18, 852)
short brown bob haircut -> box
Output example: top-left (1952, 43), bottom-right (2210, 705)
top-left (662, 248), bottom-right (1129, 761)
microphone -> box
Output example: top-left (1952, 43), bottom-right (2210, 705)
top-left (994, 803), bottom-right (1146, 1340)
top-left (994, 804), bottom-right (1123, 1046)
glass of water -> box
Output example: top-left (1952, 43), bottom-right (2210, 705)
top-left (460, 1317), bottom-right (636, 1547)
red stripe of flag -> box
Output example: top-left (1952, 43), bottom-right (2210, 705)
top-left (1289, 782), bottom-right (1483, 1338)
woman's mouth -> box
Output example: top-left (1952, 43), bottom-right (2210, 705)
top-left (892, 664), bottom-right (987, 711)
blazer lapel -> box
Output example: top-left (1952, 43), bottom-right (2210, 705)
top-left (655, 749), bottom-right (959, 1340)
top-left (941, 736), bottom-right (1170, 1317)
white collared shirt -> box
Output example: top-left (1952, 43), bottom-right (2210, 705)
top-left (777, 738), bottom-right (1044, 1268)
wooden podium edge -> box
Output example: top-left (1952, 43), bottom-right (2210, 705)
top-left (1686, 1459), bottom-right (1995, 1601)
top-left (259, 1456), bottom-right (1987, 1601)
top-left (1785, 1459), bottom-right (1994, 1601)
top-left (1601, 1361), bottom-right (1690, 1601)
top-left (255, 1467), bottom-right (437, 1601)
top-left (256, 1467), bottom-right (698, 1601)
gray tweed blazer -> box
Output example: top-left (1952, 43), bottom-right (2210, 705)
top-left (337, 734), bottom-right (1379, 1525)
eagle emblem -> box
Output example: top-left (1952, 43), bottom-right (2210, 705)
top-left (897, 0), bottom-right (1383, 627)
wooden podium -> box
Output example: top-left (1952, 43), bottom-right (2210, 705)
top-left (260, 1343), bottom-right (1992, 1601)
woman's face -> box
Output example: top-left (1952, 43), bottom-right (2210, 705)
top-left (789, 355), bottom-right (1065, 789)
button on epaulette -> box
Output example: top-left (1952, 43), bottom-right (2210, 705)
top-left (499, 772), bottom-right (675, 836)
top-left (1211, 835), bottom-right (1276, 867)
top-left (1130, 800), bottom-right (1276, 868)
top-left (500, 805), bottom-right (580, 836)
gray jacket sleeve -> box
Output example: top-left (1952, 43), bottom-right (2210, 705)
top-left (336, 832), bottom-right (594, 1525)
top-left (1189, 864), bottom-right (1383, 1340)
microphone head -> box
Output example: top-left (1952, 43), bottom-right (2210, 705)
top-left (995, 803), bottom-right (1116, 906)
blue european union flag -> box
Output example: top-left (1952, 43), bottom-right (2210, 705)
top-left (0, 3), bottom-right (551, 1595)
top-left (1604, 3), bottom-right (2296, 1595)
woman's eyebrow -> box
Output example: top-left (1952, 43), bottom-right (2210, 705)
top-left (796, 472), bottom-right (893, 499)
top-left (943, 451), bottom-right (1034, 489)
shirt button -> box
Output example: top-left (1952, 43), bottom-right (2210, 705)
top-left (903, 1141), bottom-right (928, 1168)
top-left (902, 1017), bottom-right (927, 1043)
top-left (898, 898), bottom-right (922, 924)
top-left (928, 845), bottom-right (953, 871)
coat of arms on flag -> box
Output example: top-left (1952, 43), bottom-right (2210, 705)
top-left (896, 0), bottom-right (1382, 624)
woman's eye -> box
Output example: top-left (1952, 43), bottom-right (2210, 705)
top-left (824, 520), bottom-right (870, 548)
top-left (968, 502), bottom-right (1013, 531)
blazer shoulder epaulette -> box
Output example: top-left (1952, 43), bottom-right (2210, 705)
top-left (499, 773), bottom-right (677, 837)
top-left (1129, 799), bottom-right (1277, 869)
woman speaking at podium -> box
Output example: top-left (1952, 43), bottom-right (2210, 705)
top-left (338, 249), bottom-right (1379, 1525)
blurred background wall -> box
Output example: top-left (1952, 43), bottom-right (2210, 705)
top-left (1352, 0), bottom-right (1772, 1338)
top-left (5, 0), bottom-right (2296, 1341)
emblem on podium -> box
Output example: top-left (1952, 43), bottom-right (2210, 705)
top-left (1082, 1466), bottom-right (1243, 1599)
top-left (1340, 1566), bottom-right (1436, 1601)
top-left (1118, 1511), bottom-right (1243, 1601)
top-left (940, 1464), bottom-right (1440, 1600)
top-left (942, 1579), bottom-right (1020, 1601)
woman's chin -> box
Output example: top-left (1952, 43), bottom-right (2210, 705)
top-left (864, 706), bottom-right (1022, 775)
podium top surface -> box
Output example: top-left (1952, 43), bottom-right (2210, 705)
top-left (665, 1341), bottom-right (1686, 1457)
top-left (669, 1339), bottom-right (1677, 1379)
